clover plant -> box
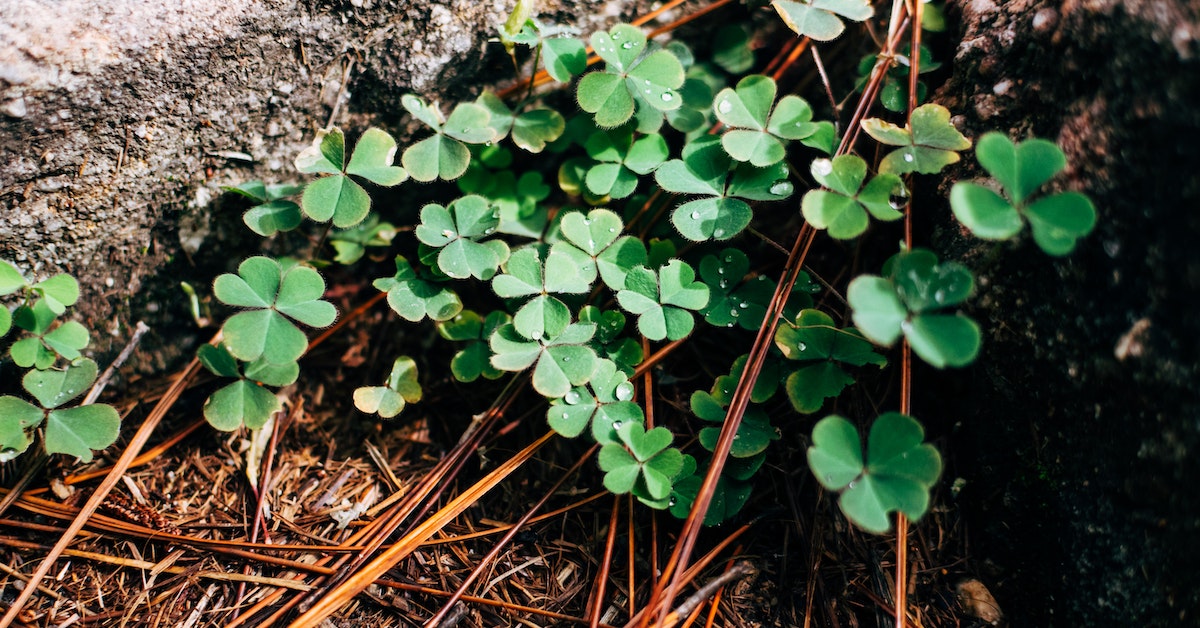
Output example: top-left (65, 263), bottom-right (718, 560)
top-left (198, 344), bottom-right (296, 430)
top-left (401, 96), bottom-right (498, 182)
top-left (576, 24), bottom-right (685, 129)
top-left (617, 260), bottom-right (710, 341)
top-left (415, 195), bottom-right (510, 280)
top-left (775, 309), bottom-right (886, 413)
top-left (437, 310), bottom-right (510, 382)
top-left (295, 127), bottom-right (408, 227)
top-left (354, 357), bottom-right (422, 419)
top-left (807, 413), bottom-right (942, 533)
top-left (224, 180), bottom-right (304, 237)
top-left (771, 0), bottom-right (875, 42)
top-left (713, 75), bottom-right (823, 166)
top-left (950, 132), bottom-right (1097, 255)
top-left (801, 154), bottom-right (905, 239)
top-left (861, 103), bottom-right (971, 175)
top-left (0, 359), bottom-right (119, 462)
top-left (582, 128), bottom-right (668, 199)
top-left (374, 256), bottom-right (463, 323)
top-left (598, 422), bottom-right (685, 504)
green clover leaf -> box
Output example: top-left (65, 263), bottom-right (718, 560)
top-left (0, 259), bottom-right (26, 295)
top-left (197, 343), bottom-right (298, 431)
top-left (328, 215), bottom-right (397, 265)
top-left (598, 422), bottom-right (684, 501)
top-left (557, 209), bottom-right (647, 290)
top-left (775, 309), bottom-right (885, 413)
top-left (579, 306), bottom-right (644, 374)
top-left (475, 92), bottom-right (566, 153)
top-left (668, 456), bottom-right (756, 525)
top-left (225, 180), bottom-right (304, 237)
top-left (807, 413), bottom-right (942, 534)
top-left (492, 246), bottom-right (595, 341)
top-left (583, 129), bottom-right (669, 199)
top-left (437, 310), bottom-right (510, 382)
top-left (771, 0), bottom-right (874, 42)
top-left (950, 132), bottom-right (1097, 255)
top-left (401, 95), bottom-right (498, 181)
top-left (616, 260), bottom-right (709, 341)
top-left (354, 356), bottom-right (422, 419)
top-left (296, 127), bottom-right (408, 227)
top-left (547, 359), bottom-right (643, 443)
top-left (2, 359), bottom-right (121, 462)
top-left (714, 75), bottom-right (820, 166)
top-left (847, 248), bottom-right (981, 368)
top-left (373, 256), bottom-right (463, 323)
top-left (32, 273), bottom-right (81, 315)
top-left (9, 300), bottom-right (89, 369)
top-left (577, 24), bottom-right (684, 128)
top-left (801, 155), bottom-right (906, 239)
top-left (213, 256), bottom-right (337, 365)
top-left (690, 391), bottom-right (780, 458)
top-left (655, 136), bottom-right (794, 241)
top-left (489, 321), bottom-right (598, 398)
top-left (861, 104), bottom-right (971, 175)
top-left (415, 195), bottom-right (509, 280)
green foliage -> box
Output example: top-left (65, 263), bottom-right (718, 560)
top-left (774, 309), bottom-right (885, 413)
top-left (583, 128), bottom-right (668, 199)
top-left (329, 215), bottom-right (397, 265)
top-left (861, 104), bottom-right (971, 175)
top-left (856, 45), bottom-right (941, 113)
top-left (476, 91), bottom-right (566, 153)
top-left (296, 127), bottom-right (408, 227)
top-left (374, 256), bottom-right (462, 323)
top-left (713, 75), bottom-right (821, 166)
top-left (10, 300), bottom-right (89, 369)
top-left (598, 422), bottom-right (684, 503)
top-left (616, 260), bottom-right (710, 341)
top-left (224, 181), bottom-right (304, 237)
top-left (415, 196), bottom-right (510, 280)
top-left (848, 248), bottom-right (981, 368)
top-left (438, 310), bottom-right (510, 382)
top-left (807, 413), bottom-right (942, 533)
top-left (489, 320), bottom-right (598, 398)
top-left (950, 132), bottom-right (1097, 255)
top-left (197, 344), bottom-right (296, 430)
top-left (801, 155), bottom-right (905, 239)
top-left (690, 391), bottom-right (780, 458)
top-left (577, 24), bottom-right (685, 128)
top-left (655, 136), bottom-right (794, 241)
top-left (771, 0), bottom-right (874, 41)
top-left (547, 359), bottom-right (642, 442)
top-left (213, 257), bottom-right (337, 365)
top-left (0, 359), bottom-right (120, 462)
top-left (354, 357), bottom-right (422, 418)
top-left (500, 17), bottom-right (587, 82)
top-left (579, 306), bottom-right (643, 374)
top-left (401, 96), bottom-right (498, 181)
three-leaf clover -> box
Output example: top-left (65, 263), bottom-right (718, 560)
top-left (690, 391), bottom-right (780, 458)
top-left (847, 248), bottom-right (981, 368)
top-left (197, 344), bottom-right (297, 430)
top-left (476, 92), bottom-right (566, 153)
top-left (583, 129), bottom-right (669, 198)
top-left (950, 132), bottom-right (1097, 255)
top-left (579, 306), bottom-right (643, 374)
top-left (801, 155), bottom-right (905, 239)
top-left (0, 358), bottom-right (120, 462)
top-left (655, 136), bottom-right (794, 241)
top-left (772, 0), bottom-right (874, 42)
top-left (354, 356), bottom-right (422, 419)
top-left (577, 24), bottom-right (685, 128)
top-left (616, 260), bottom-right (710, 341)
top-left (213, 257), bottom-right (337, 365)
top-left (489, 320), bottom-right (598, 398)
top-left (557, 209), bottom-right (645, 290)
top-left (713, 75), bottom-right (821, 166)
top-left (861, 104), bottom-right (971, 175)
top-left (774, 309), bottom-right (885, 413)
top-left (295, 127), bottom-right (408, 227)
top-left (598, 422), bottom-right (684, 502)
top-left (224, 180), bottom-right (304, 237)
top-left (401, 95), bottom-right (498, 181)
top-left (9, 300), bottom-right (89, 369)
top-left (373, 256), bottom-right (463, 323)
top-left (437, 310), bottom-right (510, 382)
top-left (547, 359), bottom-right (643, 443)
top-left (492, 246), bottom-right (595, 340)
top-left (698, 249), bottom-right (775, 330)
top-left (807, 413), bottom-right (942, 534)
top-left (500, 18), bottom-right (587, 82)
top-left (415, 195), bottom-right (510, 280)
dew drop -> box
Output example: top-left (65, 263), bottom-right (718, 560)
top-left (661, 93), bottom-right (673, 102)
top-left (717, 99), bottom-right (732, 114)
top-left (769, 181), bottom-right (792, 196)
top-left (934, 288), bottom-right (947, 304)
top-left (847, 480), bottom-right (857, 489)
top-left (713, 228), bottom-right (725, 238)
top-left (645, 89), bottom-right (652, 94)
top-left (717, 267), bottom-right (725, 275)
top-left (669, 497), bottom-right (677, 507)
top-left (621, 42), bottom-right (633, 49)
top-left (729, 309), bottom-right (739, 317)
top-left (689, 210), bottom-right (700, 220)
top-left (562, 356), bottom-right (571, 362)
top-left (562, 412), bottom-right (570, 419)
top-left (565, 390), bottom-right (581, 404)
top-left (798, 342), bottom-right (807, 351)
top-left (616, 382), bottom-right (634, 401)
top-left (613, 421), bottom-right (624, 429)
top-left (825, 474), bottom-right (835, 484)
top-left (738, 302), bottom-right (748, 309)
top-left (588, 238), bottom-right (596, 249)
top-left (719, 279), bottom-right (728, 289)
top-left (812, 158), bottom-right (833, 177)
top-left (441, 229), bottom-right (455, 238)
top-left (608, 227), bottom-right (617, 232)
top-left (726, 322), bottom-right (735, 327)
top-left (903, 152), bottom-right (915, 163)
top-left (724, 255), bottom-right (734, 263)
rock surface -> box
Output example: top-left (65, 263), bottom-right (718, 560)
top-left (0, 0), bottom-right (629, 350)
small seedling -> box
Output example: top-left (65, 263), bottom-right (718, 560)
top-left (807, 413), bottom-right (942, 534)
top-left (9, 300), bottom-right (89, 369)
top-left (861, 103), bottom-right (971, 175)
top-left (0, 359), bottom-right (120, 462)
top-left (354, 357), bottom-right (422, 419)
top-left (437, 310), bottom-right (510, 382)
top-left (847, 248), bottom-right (981, 368)
top-left (950, 131), bottom-right (1097, 255)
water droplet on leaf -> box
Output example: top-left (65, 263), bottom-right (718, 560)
top-left (812, 158), bottom-right (833, 177)
top-left (798, 342), bottom-right (807, 351)
top-left (769, 181), bottom-right (792, 196)
top-left (689, 210), bottom-right (700, 220)
top-left (717, 99), bottom-right (732, 114)
top-left (903, 152), bottom-right (915, 163)
top-left (661, 93), bottom-right (673, 102)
